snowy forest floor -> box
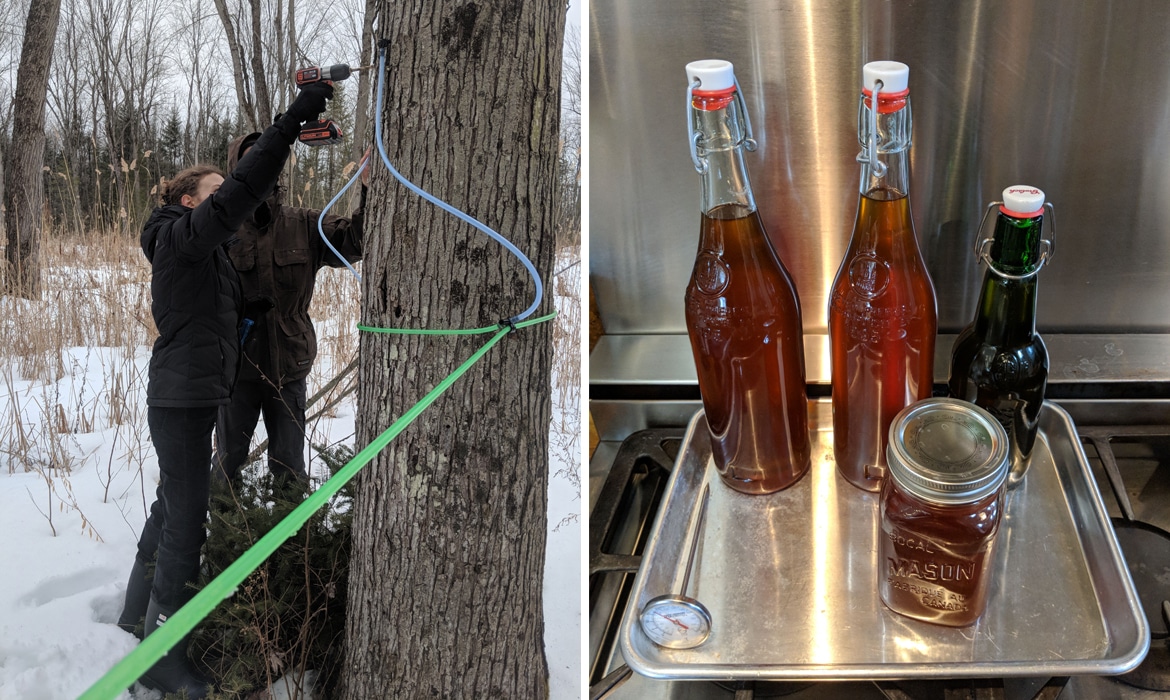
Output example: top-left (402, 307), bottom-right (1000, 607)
top-left (0, 230), bottom-right (581, 699)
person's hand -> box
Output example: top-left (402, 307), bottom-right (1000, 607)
top-left (285, 81), bottom-right (334, 124)
top-left (359, 147), bottom-right (373, 186)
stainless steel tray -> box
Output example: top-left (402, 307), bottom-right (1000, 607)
top-left (619, 400), bottom-right (1150, 680)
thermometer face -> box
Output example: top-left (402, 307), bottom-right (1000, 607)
top-left (639, 595), bottom-right (712, 649)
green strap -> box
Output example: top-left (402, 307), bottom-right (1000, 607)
top-left (357, 311), bottom-right (557, 335)
top-left (358, 323), bottom-right (500, 335)
top-left (79, 310), bottom-right (555, 699)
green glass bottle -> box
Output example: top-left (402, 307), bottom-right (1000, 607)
top-left (948, 186), bottom-right (1052, 487)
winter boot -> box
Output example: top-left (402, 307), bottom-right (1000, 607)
top-left (116, 557), bottom-right (152, 639)
top-left (138, 597), bottom-right (212, 699)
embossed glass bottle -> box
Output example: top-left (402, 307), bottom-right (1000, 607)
top-left (683, 60), bottom-right (811, 494)
top-left (829, 61), bottom-right (938, 492)
top-left (949, 186), bottom-right (1052, 487)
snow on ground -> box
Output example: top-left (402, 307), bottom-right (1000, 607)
top-left (544, 251), bottom-right (583, 699)
top-left (0, 247), bottom-right (581, 699)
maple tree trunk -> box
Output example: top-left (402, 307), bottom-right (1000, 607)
top-left (3, 0), bottom-right (61, 299)
top-left (340, 0), bottom-right (566, 697)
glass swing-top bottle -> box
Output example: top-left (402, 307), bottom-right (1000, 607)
top-left (683, 59), bottom-right (811, 494)
top-left (828, 61), bottom-right (938, 492)
top-left (948, 186), bottom-right (1053, 487)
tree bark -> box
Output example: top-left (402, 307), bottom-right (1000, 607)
top-left (274, 0), bottom-right (285, 118)
top-left (212, 0), bottom-right (258, 131)
top-left (247, 0), bottom-right (272, 123)
top-left (349, 0), bottom-right (378, 164)
top-left (283, 0), bottom-right (296, 122)
top-left (341, 0), bottom-right (566, 697)
top-left (4, 0), bottom-right (62, 299)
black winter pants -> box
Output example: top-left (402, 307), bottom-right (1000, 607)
top-left (213, 376), bottom-right (308, 484)
top-left (132, 406), bottom-right (216, 609)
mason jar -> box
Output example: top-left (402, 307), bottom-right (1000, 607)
top-left (879, 398), bottom-right (1011, 627)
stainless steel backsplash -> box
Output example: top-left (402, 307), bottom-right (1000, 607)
top-left (589, 0), bottom-right (1170, 336)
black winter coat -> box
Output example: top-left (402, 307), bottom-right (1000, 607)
top-left (226, 131), bottom-right (365, 386)
top-left (141, 121), bottom-right (299, 407)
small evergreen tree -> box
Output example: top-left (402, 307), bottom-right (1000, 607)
top-left (158, 111), bottom-right (184, 181)
top-left (190, 444), bottom-right (355, 699)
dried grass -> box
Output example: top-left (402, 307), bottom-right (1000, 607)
top-left (550, 239), bottom-right (582, 531)
top-left (0, 228), bottom-right (154, 535)
top-left (1, 219), bottom-right (582, 535)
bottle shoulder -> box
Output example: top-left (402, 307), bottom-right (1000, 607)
top-left (828, 251), bottom-right (937, 311)
top-left (951, 325), bottom-right (1048, 354)
top-left (949, 332), bottom-right (1049, 394)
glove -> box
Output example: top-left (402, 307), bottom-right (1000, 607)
top-left (284, 81), bottom-right (334, 124)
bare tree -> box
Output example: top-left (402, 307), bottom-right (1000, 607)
top-left (79, 0), bottom-right (173, 235)
top-left (3, 0), bottom-right (61, 298)
top-left (276, 0), bottom-right (295, 122)
top-left (9, 0), bottom-right (375, 242)
top-left (211, 0), bottom-right (330, 133)
top-left (559, 21), bottom-right (581, 248)
top-left (0, 0), bottom-right (34, 232)
top-left (173, 0), bottom-right (235, 166)
top-left (43, 0), bottom-right (87, 236)
top-left (340, 0), bottom-right (567, 696)
top-left (561, 22), bottom-right (581, 152)
top-left (245, 0), bottom-right (272, 123)
top-left (348, 0), bottom-right (377, 164)
top-left (211, 0), bottom-right (259, 130)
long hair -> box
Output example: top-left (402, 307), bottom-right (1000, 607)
top-left (162, 165), bottom-right (225, 206)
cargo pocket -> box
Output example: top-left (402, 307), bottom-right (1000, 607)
top-left (274, 247), bottom-right (311, 292)
top-left (228, 241), bottom-right (257, 272)
top-left (278, 314), bottom-right (318, 371)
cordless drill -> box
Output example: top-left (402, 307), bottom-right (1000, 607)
top-left (294, 63), bottom-right (371, 145)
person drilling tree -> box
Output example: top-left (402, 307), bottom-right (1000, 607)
top-left (83, 36), bottom-right (556, 699)
top-left (212, 132), bottom-right (368, 492)
top-left (114, 80), bottom-right (334, 698)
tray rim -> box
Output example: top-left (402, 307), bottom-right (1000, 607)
top-left (618, 401), bottom-right (1151, 681)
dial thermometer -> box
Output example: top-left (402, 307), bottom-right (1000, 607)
top-left (639, 484), bottom-right (712, 649)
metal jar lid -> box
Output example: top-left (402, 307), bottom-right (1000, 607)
top-left (886, 398), bottom-right (1010, 504)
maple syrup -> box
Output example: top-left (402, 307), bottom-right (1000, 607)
top-left (686, 204), bottom-right (811, 493)
top-left (879, 398), bottom-right (1009, 627)
top-left (683, 59), bottom-right (811, 494)
top-left (829, 61), bottom-right (937, 492)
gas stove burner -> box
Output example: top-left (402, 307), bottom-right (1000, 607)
top-left (590, 407), bottom-right (1170, 698)
top-left (1082, 429), bottom-right (1170, 692)
top-left (877, 677), bottom-right (1069, 699)
top-left (1112, 525), bottom-right (1170, 640)
top-left (710, 680), bottom-right (814, 697)
top-left (589, 429), bottom-right (685, 691)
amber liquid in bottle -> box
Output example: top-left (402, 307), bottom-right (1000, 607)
top-left (879, 478), bottom-right (1003, 627)
top-left (829, 189), bottom-right (937, 491)
top-left (686, 203), bottom-right (811, 494)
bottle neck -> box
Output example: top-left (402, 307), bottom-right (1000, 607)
top-left (860, 151), bottom-right (910, 199)
top-left (857, 92), bottom-right (912, 198)
top-left (973, 213), bottom-right (1043, 340)
top-left (989, 212), bottom-right (1044, 276)
top-left (692, 95), bottom-right (756, 217)
top-left (973, 271), bottom-right (1038, 341)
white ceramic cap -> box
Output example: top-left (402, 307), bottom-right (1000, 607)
top-left (863, 61), bottom-right (909, 93)
top-left (1002, 185), bottom-right (1045, 215)
top-left (686, 60), bottom-right (736, 91)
